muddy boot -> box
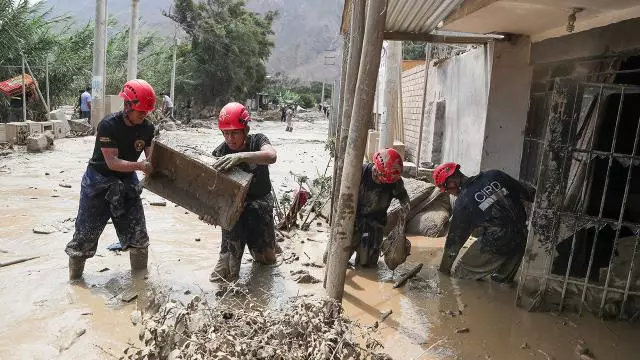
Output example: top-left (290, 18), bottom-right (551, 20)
top-left (69, 257), bottom-right (86, 281)
top-left (129, 247), bottom-right (148, 271)
top-left (210, 253), bottom-right (231, 282)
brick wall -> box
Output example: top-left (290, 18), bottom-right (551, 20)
top-left (401, 64), bottom-right (426, 162)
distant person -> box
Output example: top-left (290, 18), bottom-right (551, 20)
top-left (74, 89), bottom-right (83, 118)
top-left (161, 92), bottom-right (174, 120)
top-left (285, 105), bottom-right (294, 132)
top-left (280, 105), bottom-right (287, 122)
top-left (203, 102), bottom-right (278, 282)
top-left (80, 87), bottom-right (92, 121)
top-left (65, 79), bottom-right (156, 280)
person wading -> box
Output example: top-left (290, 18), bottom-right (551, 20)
top-left (65, 79), bottom-right (156, 280)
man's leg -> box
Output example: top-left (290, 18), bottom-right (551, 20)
top-left (210, 213), bottom-right (248, 282)
top-left (112, 195), bottom-right (150, 271)
top-left (246, 197), bottom-right (277, 265)
top-left (452, 241), bottom-right (511, 281)
top-left (65, 178), bottom-right (111, 280)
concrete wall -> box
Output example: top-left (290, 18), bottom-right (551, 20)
top-left (400, 65), bottom-right (426, 161)
top-left (481, 36), bottom-right (533, 177)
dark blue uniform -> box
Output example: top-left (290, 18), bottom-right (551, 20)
top-left (65, 112), bottom-right (154, 258)
top-left (444, 170), bottom-right (535, 281)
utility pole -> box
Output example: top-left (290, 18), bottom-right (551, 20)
top-left (91, 0), bottom-right (108, 129)
top-left (170, 33), bottom-right (177, 112)
top-left (325, 0), bottom-right (386, 301)
top-left (415, 43), bottom-right (432, 176)
top-left (45, 56), bottom-right (50, 120)
top-left (22, 56), bottom-right (26, 122)
top-left (126, 0), bottom-right (140, 80)
top-left (379, 40), bottom-right (401, 149)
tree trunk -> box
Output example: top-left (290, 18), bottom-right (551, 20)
top-left (325, 0), bottom-right (387, 301)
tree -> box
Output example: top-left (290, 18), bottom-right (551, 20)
top-left (402, 41), bottom-right (426, 60)
top-left (166, 0), bottom-right (277, 109)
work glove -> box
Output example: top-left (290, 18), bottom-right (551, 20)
top-left (213, 153), bottom-right (246, 171)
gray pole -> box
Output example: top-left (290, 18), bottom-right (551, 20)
top-left (45, 56), bottom-right (51, 119)
top-left (325, 0), bottom-right (386, 301)
top-left (170, 35), bottom-right (177, 110)
top-left (126, 0), bottom-right (140, 80)
top-left (415, 43), bottom-right (432, 176)
top-left (22, 56), bottom-right (26, 122)
top-left (91, 0), bottom-right (107, 128)
top-left (321, 81), bottom-right (325, 106)
top-left (379, 40), bottom-right (401, 149)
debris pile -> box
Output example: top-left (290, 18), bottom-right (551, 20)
top-left (122, 294), bottom-right (387, 360)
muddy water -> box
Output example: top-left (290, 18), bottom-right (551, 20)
top-left (0, 116), bottom-right (638, 359)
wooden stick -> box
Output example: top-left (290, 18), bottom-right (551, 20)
top-left (393, 263), bottom-right (423, 288)
top-left (0, 256), bottom-right (40, 267)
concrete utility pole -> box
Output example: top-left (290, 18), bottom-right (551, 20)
top-left (170, 35), bottom-right (177, 108)
top-left (45, 56), bottom-right (50, 120)
top-left (22, 56), bottom-right (26, 122)
top-left (379, 40), bottom-right (401, 149)
top-left (127, 0), bottom-right (140, 80)
top-left (91, 0), bottom-right (108, 128)
top-left (329, 0), bottom-right (366, 224)
top-left (325, 0), bottom-right (386, 301)
top-left (321, 81), bottom-right (325, 105)
top-left (415, 43), bottom-right (432, 175)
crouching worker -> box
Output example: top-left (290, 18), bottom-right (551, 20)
top-left (434, 163), bottom-right (535, 283)
top-left (352, 148), bottom-right (410, 267)
top-left (206, 102), bottom-right (278, 282)
top-left (65, 79), bottom-right (156, 280)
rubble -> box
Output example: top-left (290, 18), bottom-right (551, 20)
top-left (122, 294), bottom-right (386, 360)
top-left (26, 132), bottom-right (53, 152)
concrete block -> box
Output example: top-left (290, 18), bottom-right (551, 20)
top-left (105, 95), bottom-right (123, 114)
top-left (392, 140), bottom-right (406, 160)
top-left (50, 119), bottom-right (70, 138)
top-left (142, 140), bottom-right (253, 230)
top-left (68, 119), bottom-right (92, 134)
top-left (402, 161), bottom-right (417, 177)
top-left (6, 122), bottom-right (30, 145)
top-left (49, 109), bottom-right (65, 120)
top-left (26, 133), bottom-right (50, 152)
top-left (0, 124), bottom-right (5, 143)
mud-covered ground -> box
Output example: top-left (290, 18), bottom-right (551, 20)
top-left (0, 113), bottom-right (638, 359)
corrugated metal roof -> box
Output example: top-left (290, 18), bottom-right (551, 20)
top-left (386, 0), bottom-right (466, 34)
top-left (342, 0), bottom-right (467, 37)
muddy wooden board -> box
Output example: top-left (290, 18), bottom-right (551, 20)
top-left (142, 139), bottom-right (252, 230)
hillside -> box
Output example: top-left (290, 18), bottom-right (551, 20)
top-left (42, 0), bottom-right (343, 81)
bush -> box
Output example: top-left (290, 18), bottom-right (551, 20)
top-left (299, 94), bottom-right (315, 109)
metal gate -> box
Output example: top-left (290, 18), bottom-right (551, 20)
top-left (516, 77), bottom-right (640, 320)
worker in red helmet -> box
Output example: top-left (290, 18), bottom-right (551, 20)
top-left (343, 148), bottom-right (410, 267)
top-left (65, 79), bottom-right (157, 280)
top-left (433, 162), bottom-right (535, 283)
top-left (203, 102), bottom-right (278, 282)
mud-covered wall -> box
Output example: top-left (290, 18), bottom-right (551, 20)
top-left (481, 36), bottom-right (533, 177)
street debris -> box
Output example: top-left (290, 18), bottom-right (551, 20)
top-left (290, 269), bottom-right (321, 284)
top-left (57, 327), bottom-right (86, 353)
top-left (149, 201), bottom-right (167, 207)
top-left (0, 256), bottom-right (40, 268)
top-left (379, 309), bottom-right (392, 322)
top-left (122, 294), bottom-right (387, 360)
top-left (58, 183), bottom-right (72, 188)
top-left (33, 224), bottom-right (57, 234)
top-left (121, 290), bottom-right (138, 303)
top-left (455, 328), bottom-right (470, 334)
top-left (393, 263), bottom-right (423, 288)
top-left (98, 267), bottom-right (110, 273)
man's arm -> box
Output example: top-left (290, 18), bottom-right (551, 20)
top-left (439, 205), bottom-right (474, 275)
top-left (102, 148), bottom-right (151, 174)
top-left (241, 143), bottom-right (277, 165)
top-left (393, 180), bottom-right (411, 213)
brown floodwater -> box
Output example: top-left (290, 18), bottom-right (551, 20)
top-left (0, 118), bottom-right (638, 359)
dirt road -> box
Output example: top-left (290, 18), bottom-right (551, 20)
top-left (0, 115), bottom-right (638, 359)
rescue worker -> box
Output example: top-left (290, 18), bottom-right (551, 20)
top-left (434, 162), bottom-right (535, 283)
top-left (65, 79), bottom-right (156, 280)
top-left (352, 148), bottom-right (410, 266)
top-left (205, 102), bottom-right (278, 282)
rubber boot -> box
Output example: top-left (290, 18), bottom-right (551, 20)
top-left (129, 247), bottom-right (148, 271)
top-left (69, 257), bottom-right (86, 281)
top-left (210, 253), bottom-right (231, 282)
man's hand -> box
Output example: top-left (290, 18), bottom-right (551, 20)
top-left (139, 160), bottom-right (153, 175)
top-left (213, 153), bottom-right (246, 171)
top-left (199, 214), bottom-right (217, 226)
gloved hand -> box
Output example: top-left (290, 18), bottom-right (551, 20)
top-left (213, 153), bottom-right (246, 171)
top-left (199, 214), bottom-right (217, 226)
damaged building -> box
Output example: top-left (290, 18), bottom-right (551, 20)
top-left (395, 0), bottom-right (640, 319)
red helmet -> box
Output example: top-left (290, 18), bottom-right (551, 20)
top-left (373, 148), bottom-right (403, 184)
top-left (433, 162), bottom-right (460, 191)
top-left (119, 79), bottom-right (156, 112)
top-left (218, 102), bottom-right (250, 130)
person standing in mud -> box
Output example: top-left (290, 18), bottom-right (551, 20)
top-left (434, 162), bottom-right (535, 283)
top-left (204, 102), bottom-right (278, 282)
top-left (329, 148), bottom-right (410, 267)
top-left (65, 79), bottom-right (157, 280)
top-left (285, 105), bottom-right (295, 132)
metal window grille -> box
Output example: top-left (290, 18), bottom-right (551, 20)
top-left (517, 72), bottom-right (640, 320)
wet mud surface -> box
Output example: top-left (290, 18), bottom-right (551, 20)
top-left (0, 116), bottom-right (638, 359)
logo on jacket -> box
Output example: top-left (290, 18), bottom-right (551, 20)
top-left (474, 181), bottom-right (509, 211)
top-left (134, 140), bottom-right (145, 152)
